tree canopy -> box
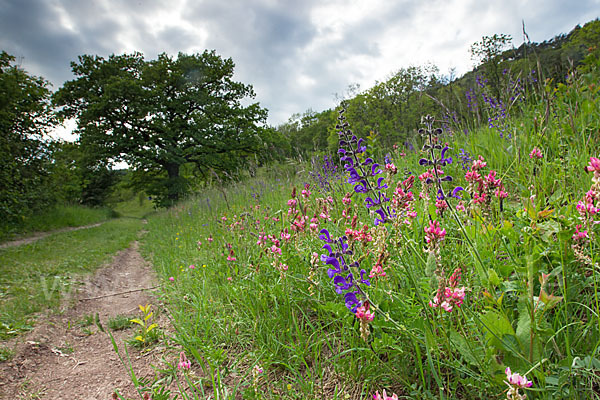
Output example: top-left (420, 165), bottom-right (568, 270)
top-left (0, 51), bottom-right (56, 224)
top-left (54, 50), bottom-right (269, 205)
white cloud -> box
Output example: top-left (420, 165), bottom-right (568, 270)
top-left (1, 0), bottom-right (598, 127)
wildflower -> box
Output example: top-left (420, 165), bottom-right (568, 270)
top-left (355, 302), bottom-right (374, 341)
top-left (472, 155), bottom-right (487, 170)
top-left (572, 224), bottom-right (588, 241)
top-left (504, 367), bottom-right (532, 400)
top-left (301, 184), bottom-right (311, 198)
top-left (586, 156), bottom-right (600, 177)
top-left (178, 351), bottom-right (191, 370)
top-left (207, 235), bottom-right (213, 243)
top-left (189, 264), bottom-right (195, 269)
top-left (385, 162), bottom-right (398, 174)
top-left (221, 216), bottom-right (227, 221)
top-left (227, 276), bottom-right (233, 282)
top-left (529, 147), bottom-right (543, 159)
top-left (251, 364), bottom-right (263, 393)
top-left (270, 245), bottom-right (282, 255)
top-left (429, 267), bottom-right (466, 312)
top-left (169, 277), bottom-right (175, 282)
top-left (424, 220), bottom-right (446, 245)
top-left (373, 390), bottom-right (399, 400)
top-left (280, 228), bottom-right (291, 241)
top-left (342, 192), bottom-right (352, 205)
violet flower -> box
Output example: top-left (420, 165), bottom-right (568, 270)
top-left (336, 105), bottom-right (391, 225)
top-left (419, 115), bottom-right (464, 201)
top-left (319, 228), bottom-right (371, 312)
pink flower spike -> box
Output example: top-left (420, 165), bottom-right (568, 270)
top-left (529, 147), bottom-right (543, 159)
top-left (178, 352), bottom-right (191, 370)
top-left (587, 157), bottom-right (600, 173)
top-left (505, 367), bottom-right (533, 388)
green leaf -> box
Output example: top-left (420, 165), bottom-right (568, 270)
top-left (480, 309), bottom-right (516, 352)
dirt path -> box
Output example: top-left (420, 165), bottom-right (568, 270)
top-left (0, 222), bottom-right (106, 249)
top-left (0, 240), bottom-right (166, 399)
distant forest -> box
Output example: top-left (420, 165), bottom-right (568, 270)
top-left (275, 19), bottom-right (600, 157)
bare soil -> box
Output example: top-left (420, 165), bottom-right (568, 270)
top-left (0, 223), bottom-right (105, 249)
top-left (0, 240), bottom-right (166, 400)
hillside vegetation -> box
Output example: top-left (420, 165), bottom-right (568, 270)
top-left (137, 21), bottom-right (600, 399)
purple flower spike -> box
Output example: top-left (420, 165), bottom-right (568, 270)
top-left (359, 269), bottom-right (371, 286)
top-left (371, 164), bottom-right (382, 176)
top-left (333, 273), bottom-right (354, 294)
top-left (344, 291), bottom-right (361, 312)
top-left (325, 257), bottom-right (342, 278)
top-left (440, 146), bottom-right (453, 165)
top-left (451, 186), bottom-right (464, 199)
top-left (376, 177), bottom-right (388, 189)
top-left (354, 180), bottom-right (369, 193)
top-left (419, 158), bottom-right (432, 166)
top-left (319, 229), bottom-right (333, 243)
top-left (362, 157), bottom-right (374, 165)
top-left (356, 138), bottom-right (366, 153)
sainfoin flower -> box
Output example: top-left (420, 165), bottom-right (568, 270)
top-left (505, 367), bottom-right (533, 388)
top-left (373, 389), bottom-right (399, 400)
top-left (529, 147), bottom-right (543, 159)
top-left (178, 352), bottom-right (191, 370)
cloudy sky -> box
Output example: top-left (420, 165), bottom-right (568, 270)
top-left (1, 0), bottom-right (598, 132)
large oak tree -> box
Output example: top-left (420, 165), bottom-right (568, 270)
top-left (54, 51), bottom-right (268, 205)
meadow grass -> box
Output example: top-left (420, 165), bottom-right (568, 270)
top-left (139, 62), bottom-right (600, 399)
top-left (0, 217), bottom-right (144, 339)
top-left (0, 204), bottom-right (118, 242)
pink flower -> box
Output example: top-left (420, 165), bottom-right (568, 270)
top-left (227, 276), bottom-right (233, 282)
top-left (189, 265), bottom-right (195, 269)
top-left (586, 157), bottom-right (600, 173)
top-left (424, 220), bottom-right (446, 244)
top-left (207, 236), bottom-right (213, 243)
top-left (505, 367), bottom-right (533, 388)
top-left (355, 304), bottom-right (374, 322)
top-left (495, 188), bottom-right (509, 199)
top-left (227, 255), bottom-right (237, 261)
top-left (471, 155), bottom-right (487, 170)
top-left (529, 147), bottom-right (543, 159)
top-left (169, 276), bottom-right (175, 282)
top-left (373, 390), bottom-right (399, 400)
top-left (280, 229), bottom-right (291, 241)
top-left (301, 184), bottom-right (311, 198)
top-left (178, 352), bottom-right (191, 370)
top-left (385, 163), bottom-right (397, 174)
top-left (342, 192), bottom-right (352, 205)
top-left (270, 245), bottom-right (282, 255)
top-left (221, 216), bottom-right (228, 221)
top-left (572, 224), bottom-right (588, 241)
top-left (287, 199), bottom-right (297, 207)
top-left (279, 263), bottom-right (288, 271)
top-left (309, 223), bottom-right (318, 231)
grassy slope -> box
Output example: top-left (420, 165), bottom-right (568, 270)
top-left (139, 63), bottom-right (600, 398)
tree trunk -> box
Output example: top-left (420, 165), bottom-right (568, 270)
top-left (165, 162), bottom-right (181, 202)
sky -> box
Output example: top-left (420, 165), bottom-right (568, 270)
top-left (1, 0), bottom-right (599, 139)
